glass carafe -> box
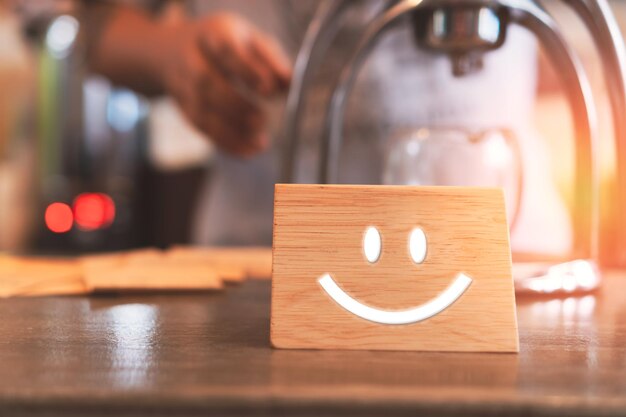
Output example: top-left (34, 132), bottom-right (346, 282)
top-left (383, 127), bottom-right (522, 229)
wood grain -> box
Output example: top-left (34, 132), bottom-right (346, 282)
top-left (167, 246), bottom-right (272, 280)
top-left (1, 246), bottom-right (273, 297)
top-left (81, 248), bottom-right (223, 292)
top-left (271, 184), bottom-right (518, 352)
top-left (166, 247), bottom-right (246, 282)
top-left (0, 255), bottom-right (86, 298)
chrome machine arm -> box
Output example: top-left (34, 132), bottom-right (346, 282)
top-left (319, 0), bottom-right (599, 267)
top-left (504, 0), bottom-right (599, 260)
top-left (281, 0), bottom-right (348, 183)
top-left (564, 0), bottom-right (626, 266)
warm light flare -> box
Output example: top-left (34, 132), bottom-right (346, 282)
top-left (45, 202), bottom-right (73, 234)
top-left (73, 193), bottom-right (116, 231)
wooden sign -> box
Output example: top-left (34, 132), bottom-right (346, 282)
top-left (271, 184), bottom-right (518, 352)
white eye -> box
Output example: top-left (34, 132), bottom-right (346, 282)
top-left (409, 228), bottom-right (427, 264)
top-left (363, 226), bottom-right (382, 263)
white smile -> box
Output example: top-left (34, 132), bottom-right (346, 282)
top-left (318, 273), bottom-right (473, 325)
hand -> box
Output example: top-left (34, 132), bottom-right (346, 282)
top-left (160, 13), bottom-right (291, 156)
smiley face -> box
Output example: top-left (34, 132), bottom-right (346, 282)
top-left (271, 184), bottom-right (518, 352)
top-left (318, 226), bottom-right (472, 325)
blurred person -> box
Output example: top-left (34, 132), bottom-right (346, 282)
top-left (14, 0), bottom-right (572, 254)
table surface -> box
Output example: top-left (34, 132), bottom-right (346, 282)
top-left (1, 272), bottom-right (625, 417)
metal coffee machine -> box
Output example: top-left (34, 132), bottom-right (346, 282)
top-left (282, 0), bottom-right (626, 294)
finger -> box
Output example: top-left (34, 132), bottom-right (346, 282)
top-left (198, 58), bottom-right (266, 135)
top-left (176, 75), bottom-right (267, 157)
top-left (204, 113), bottom-right (266, 157)
top-left (250, 33), bottom-right (292, 90)
top-left (187, 98), bottom-right (266, 157)
top-left (195, 89), bottom-right (268, 156)
top-left (198, 30), bottom-right (276, 95)
top-left (179, 44), bottom-right (269, 156)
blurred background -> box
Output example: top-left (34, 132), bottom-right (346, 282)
top-left (1, 0), bottom-right (213, 254)
top-left (1, 0), bottom-right (625, 261)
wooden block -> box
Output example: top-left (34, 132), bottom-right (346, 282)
top-left (80, 248), bottom-right (157, 290)
top-left (166, 247), bottom-right (247, 282)
top-left (0, 256), bottom-right (88, 298)
top-left (81, 248), bottom-right (222, 292)
top-left (83, 264), bottom-right (222, 292)
top-left (167, 246), bottom-right (271, 281)
top-left (271, 184), bottom-right (519, 352)
top-left (8, 274), bottom-right (87, 298)
top-left (210, 247), bottom-right (273, 279)
top-left (80, 248), bottom-right (162, 271)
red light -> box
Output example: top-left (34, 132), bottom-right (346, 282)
top-left (45, 202), bottom-right (73, 233)
top-left (73, 193), bottom-right (116, 231)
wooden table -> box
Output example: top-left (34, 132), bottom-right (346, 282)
top-left (1, 272), bottom-right (625, 417)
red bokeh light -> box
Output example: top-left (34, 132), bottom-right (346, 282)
top-left (45, 202), bottom-right (73, 233)
top-left (73, 193), bottom-right (116, 231)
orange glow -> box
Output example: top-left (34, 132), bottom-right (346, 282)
top-left (45, 202), bottom-right (73, 233)
top-left (73, 193), bottom-right (116, 231)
